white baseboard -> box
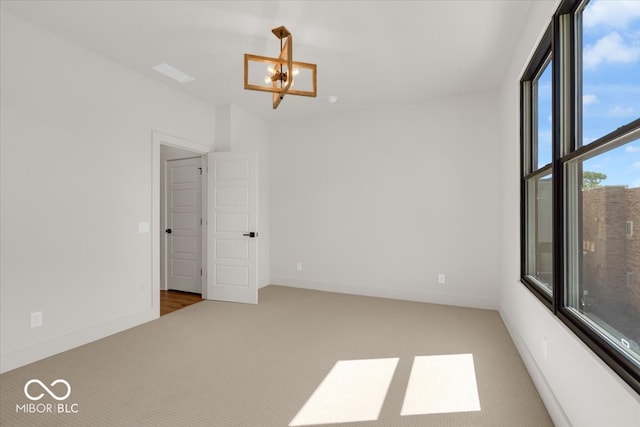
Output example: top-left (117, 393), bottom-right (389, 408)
top-left (0, 309), bottom-right (158, 374)
top-left (499, 308), bottom-right (572, 427)
top-left (270, 277), bottom-right (498, 310)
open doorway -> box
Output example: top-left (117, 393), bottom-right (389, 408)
top-left (153, 132), bottom-right (210, 316)
top-left (152, 132), bottom-right (261, 313)
top-left (161, 145), bottom-right (205, 315)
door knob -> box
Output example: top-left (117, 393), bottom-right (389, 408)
top-left (242, 232), bottom-right (258, 238)
top-left (165, 228), bottom-right (172, 234)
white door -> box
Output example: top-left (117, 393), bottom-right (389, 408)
top-left (207, 152), bottom-right (258, 304)
top-left (166, 157), bottom-right (202, 293)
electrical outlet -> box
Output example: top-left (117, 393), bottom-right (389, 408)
top-left (438, 274), bottom-right (445, 284)
top-left (30, 311), bottom-right (43, 328)
top-left (296, 262), bottom-right (303, 272)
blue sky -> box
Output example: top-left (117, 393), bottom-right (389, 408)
top-left (537, 0), bottom-right (640, 187)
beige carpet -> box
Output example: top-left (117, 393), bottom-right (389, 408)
top-left (0, 285), bottom-right (552, 426)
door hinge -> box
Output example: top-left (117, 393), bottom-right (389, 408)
top-left (200, 218), bottom-right (203, 226)
top-left (197, 167), bottom-right (203, 175)
top-left (200, 268), bottom-right (203, 276)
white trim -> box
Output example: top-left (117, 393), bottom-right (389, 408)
top-left (499, 306), bottom-right (572, 427)
top-left (200, 155), bottom-right (208, 299)
top-left (1, 309), bottom-right (156, 373)
top-left (152, 131), bottom-right (210, 308)
top-left (270, 278), bottom-right (498, 310)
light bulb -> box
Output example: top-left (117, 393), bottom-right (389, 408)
top-left (264, 76), bottom-right (273, 84)
top-left (292, 68), bottom-right (300, 76)
top-left (267, 65), bottom-right (276, 75)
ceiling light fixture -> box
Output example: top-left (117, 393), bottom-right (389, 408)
top-left (244, 26), bottom-right (317, 109)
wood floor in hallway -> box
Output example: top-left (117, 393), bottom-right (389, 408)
top-left (160, 290), bottom-right (202, 315)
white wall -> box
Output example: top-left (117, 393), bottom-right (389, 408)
top-left (269, 95), bottom-right (502, 309)
top-left (497, 1), bottom-right (640, 425)
top-left (0, 11), bottom-right (215, 372)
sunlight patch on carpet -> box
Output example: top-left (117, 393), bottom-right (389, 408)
top-left (401, 353), bottom-right (481, 416)
top-left (289, 358), bottom-right (399, 426)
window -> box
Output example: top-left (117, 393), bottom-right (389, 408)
top-left (526, 172), bottom-right (553, 293)
top-left (578, 0), bottom-right (640, 146)
top-left (536, 61), bottom-right (553, 169)
top-left (566, 138), bottom-right (640, 371)
top-left (521, 0), bottom-right (640, 394)
top-left (521, 26), bottom-right (553, 300)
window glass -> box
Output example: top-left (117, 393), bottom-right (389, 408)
top-left (568, 139), bottom-right (640, 366)
top-left (526, 173), bottom-right (553, 293)
top-left (579, 0), bottom-right (640, 146)
top-left (535, 60), bottom-right (553, 168)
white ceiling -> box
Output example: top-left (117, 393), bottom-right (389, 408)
top-left (0, 0), bottom-right (546, 122)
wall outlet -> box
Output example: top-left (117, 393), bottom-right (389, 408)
top-left (30, 311), bottom-right (43, 328)
top-left (296, 262), bottom-right (303, 272)
top-left (438, 274), bottom-right (445, 284)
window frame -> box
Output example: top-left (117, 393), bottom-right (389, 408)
top-left (520, 0), bottom-right (640, 394)
top-left (520, 24), bottom-right (554, 309)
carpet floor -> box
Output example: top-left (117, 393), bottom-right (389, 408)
top-left (0, 285), bottom-right (552, 426)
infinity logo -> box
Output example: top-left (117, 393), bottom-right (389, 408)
top-left (24, 379), bottom-right (71, 401)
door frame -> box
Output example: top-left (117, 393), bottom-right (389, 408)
top-left (152, 131), bottom-right (210, 315)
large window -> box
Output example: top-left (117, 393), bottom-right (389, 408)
top-left (521, 0), bottom-right (640, 394)
top-left (577, 0), bottom-right (640, 146)
top-left (522, 28), bottom-right (554, 298)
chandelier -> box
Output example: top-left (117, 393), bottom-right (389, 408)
top-left (244, 26), bottom-right (317, 109)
